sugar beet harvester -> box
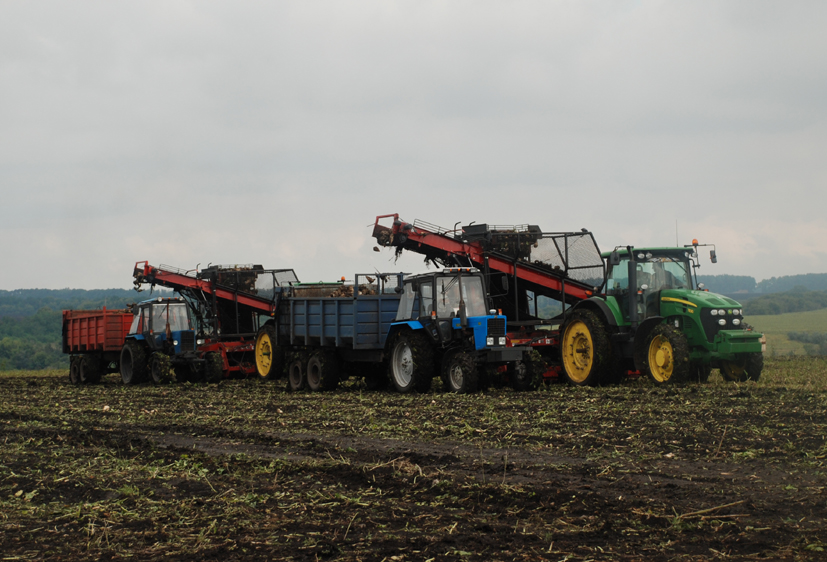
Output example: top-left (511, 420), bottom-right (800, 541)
top-left (372, 214), bottom-right (765, 386)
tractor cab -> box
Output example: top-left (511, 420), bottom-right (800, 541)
top-left (127, 297), bottom-right (197, 355)
top-left (394, 268), bottom-right (508, 353)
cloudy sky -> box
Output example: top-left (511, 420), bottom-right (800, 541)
top-left (2, 1), bottom-right (825, 289)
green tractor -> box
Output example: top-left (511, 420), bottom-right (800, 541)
top-left (560, 241), bottom-right (765, 385)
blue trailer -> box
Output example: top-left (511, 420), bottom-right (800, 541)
top-left (255, 269), bottom-right (525, 393)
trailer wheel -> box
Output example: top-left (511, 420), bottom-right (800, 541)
top-left (203, 352), bottom-right (224, 383)
top-left (442, 350), bottom-right (478, 394)
top-left (120, 341), bottom-right (147, 385)
top-left (720, 353), bottom-right (763, 382)
top-left (560, 309), bottom-right (611, 386)
top-left (307, 352), bottom-right (339, 392)
top-left (287, 359), bottom-right (305, 391)
top-left (68, 357), bottom-right (80, 385)
top-left (149, 353), bottom-right (173, 384)
top-left (255, 326), bottom-right (284, 381)
top-left (643, 324), bottom-right (690, 385)
top-left (80, 355), bottom-right (103, 384)
top-left (389, 332), bottom-right (434, 393)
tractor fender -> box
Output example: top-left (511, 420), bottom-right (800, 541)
top-left (632, 316), bottom-right (665, 372)
top-left (385, 321), bottom-right (425, 350)
top-left (567, 298), bottom-right (619, 327)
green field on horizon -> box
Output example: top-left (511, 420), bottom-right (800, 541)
top-left (747, 308), bottom-right (827, 356)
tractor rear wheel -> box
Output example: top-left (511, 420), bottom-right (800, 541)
top-left (203, 352), bottom-right (224, 383)
top-left (560, 309), bottom-right (611, 386)
top-left (149, 353), bottom-right (173, 384)
top-left (643, 324), bottom-right (690, 385)
top-left (255, 326), bottom-right (284, 381)
top-left (442, 350), bottom-right (478, 394)
top-left (69, 357), bottom-right (81, 385)
top-left (388, 332), bottom-right (434, 393)
top-left (306, 352), bottom-right (340, 391)
top-left (287, 359), bottom-right (305, 391)
top-left (120, 341), bottom-right (147, 385)
top-left (721, 353), bottom-right (763, 382)
top-left (80, 355), bottom-right (102, 384)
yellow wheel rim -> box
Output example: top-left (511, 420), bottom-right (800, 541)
top-left (256, 332), bottom-right (273, 377)
top-left (562, 320), bottom-right (594, 384)
top-left (648, 335), bottom-right (674, 383)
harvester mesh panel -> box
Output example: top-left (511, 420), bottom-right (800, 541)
top-left (528, 234), bottom-right (604, 285)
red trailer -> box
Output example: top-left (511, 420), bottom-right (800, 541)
top-left (63, 308), bottom-right (133, 384)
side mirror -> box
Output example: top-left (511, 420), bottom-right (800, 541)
top-left (608, 251), bottom-right (621, 266)
top-left (710, 250), bottom-right (717, 264)
top-left (501, 276), bottom-right (509, 291)
top-left (394, 286), bottom-right (404, 294)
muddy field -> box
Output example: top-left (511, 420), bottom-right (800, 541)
top-left (2, 358), bottom-right (827, 561)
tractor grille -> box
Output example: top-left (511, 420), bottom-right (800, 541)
top-left (700, 309), bottom-right (740, 343)
top-left (487, 318), bottom-right (506, 338)
top-left (180, 332), bottom-right (196, 351)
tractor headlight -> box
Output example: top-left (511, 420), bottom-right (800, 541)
top-left (499, 337), bottom-right (507, 346)
top-left (197, 339), bottom-right (204, 345)
top-left (717, 309), bottom-right (726, 316)
top-left (173, 340), bottom-right (179, 346)
top-left (710, 309), bottom-right (718, 316)
top-left (733, 309), bottom-right (741, 315)
top-left (486, 337), bottom-right (495, 346)
top-left (732, 319), bottom-right (741, 326)
top-left (718, 319), bottom-right (726, 326)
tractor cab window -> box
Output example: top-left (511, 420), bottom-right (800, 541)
top-left (129, 308), bottom-right (147, 335)
top-left (641, 258), bottom-right (691, 291)
top-left (419, 282), bottom-right (434, 318)
top-left (395, 282), bottom-right (416, 321)
top-left (149, 303), bottom-right (192, 333)
top-left (435, 276), bottom-right (487, 318)
top-left (607, 264), bottom-right (629, 294)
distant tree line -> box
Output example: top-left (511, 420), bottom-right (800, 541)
top-left (744, 289), bottom-right (827, 316)
top-left (0, 288), bottom-right (169, 370)
top-left (696, 273), bottom-right (827, 295)
top-left (787, 332), bottom-right (827, 356)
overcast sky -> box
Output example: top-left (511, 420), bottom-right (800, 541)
top-left (2, 1), bottom-right (826, 290)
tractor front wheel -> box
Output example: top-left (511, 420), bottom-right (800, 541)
top-left (643, 324), bottom-right (690, 385)
top-left (120, 341), bottom-right (147, 385)
top-left (721, 353), bottom-right (763, 382)
top-left (442, 350), bottom-right (478, 394)
top-left (203, 352), bottom-right (224, 383)
top-left (388, 332), bottom-right (434, 393)
top-left (560, 309), bottom-right (611, 386)
top-left (510, 350), bottom-right (545, 391)
top-left (149, 353), bottom-right (173, 384)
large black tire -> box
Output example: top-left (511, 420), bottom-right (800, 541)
top-left (255, 326), bottom-right (285, 381)
top-left (287, 359), bottom-right (305, 392)
top-left (509, 350), bottom-right (545, 392)
top-left (149, 352), bottom-right (173, 384)
top-left (721, 353), bottom-right (763, 382)
top-left (203, 352), bottom-right (224, 383)
top-left (306, 351), bottom-right (340, 391)
top-left (80, 355), bottom-right (103, 384)
top-left (120, 341), bottom-right (147, 385)
top-left (642, 324), bottom-right (690, 385)
top-left (69, 357), bottom-right (81, 385)
top-left (560, 309), bottom-right (612, 386)
top-left (442, 350), bottom-right (478, 394)
top-left (388, 331), bottom-right (434, 393)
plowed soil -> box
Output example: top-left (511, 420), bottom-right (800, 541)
top-left (1, 357), bottom-right (826, 561)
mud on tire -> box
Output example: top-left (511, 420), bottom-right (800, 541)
top-left (442, 349), bottom-right (478, 394)
top-left (388, 331), bottom-right (434, 393)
